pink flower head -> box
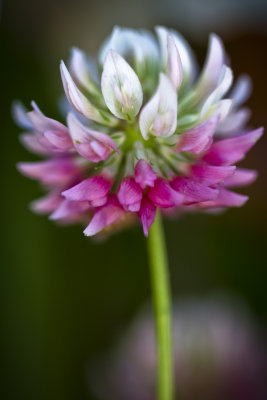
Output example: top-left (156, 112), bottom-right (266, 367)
top-left (14, 26), bottom-right (263, 236)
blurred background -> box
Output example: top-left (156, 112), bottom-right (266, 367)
top-left (1, 0), bottom-right (267, 399)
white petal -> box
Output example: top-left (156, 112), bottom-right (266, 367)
top-left (99, 27), bottom-right (159, 67)
top-left (230, 74), bottom-right (252, 108)
top-left (60, 61), bottom-right (116, 126)
top-left (67, 112), bottom-right (89, 143)
top-left (134, 30), bottom-right (159, 64)
top-left (167, 34), bottom-right (183, 91)
top-left (139, 89), bottom-right (160, 140)
top-left (156, 26), bottom-right (197, 86)
top-left (200, 65), bottom-right (233, 119)
top-left (70, 47), bottom-right (100, 95)
top-left (70, 47), bottom-right (90, 87)
top-left (208, 99), bottom-right (233, 123)
top-left (101, 50), bottom-right (143, 120)
top-left (196, 33), bottom-right (225, 100)
top-left (12, 101), bottom-right (33, 129)
top-left (217, 107), bottom-right (251, 135)
top-left (139, 73), bottom-right (177, 139)
top-left (99, 26), bottom-right (128, 65)
top-left (28, 101), bottom-right (68, 133)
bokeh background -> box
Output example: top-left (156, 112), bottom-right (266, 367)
top-left (1, 0), bottom-right (267, 399)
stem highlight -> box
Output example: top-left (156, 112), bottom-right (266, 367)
top-left (147, 210), bottom-right (173, 400)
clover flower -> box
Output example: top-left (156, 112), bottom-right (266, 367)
top-left (15, 26), bottom-right (263, 237)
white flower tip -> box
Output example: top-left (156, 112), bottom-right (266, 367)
top-left (12, 101), bottom-right (33, 130)
top-left (167, 34), bottom-right (183, 90)
top-left (60, 59), bottom-right (67, 75)
top-left (156, 26), bottom-right (197, 88)
top-left (155, 25), bottom-right (163, 33)
top-left (67, 112), bottom-right (86, 143)
top-left (209, 33), bottom-right (224, 57)
top-left (70, 46), bottom-right (82, 57)
top-left (101, 49), bottom-right (143, 120)
top-left (70, 47), bottom-right (100, 91)
top-left (98, 26), bottom-right (122, 66)
top-left (214, 99), bottom-right (234, 122)
top-left (139, 73), bottom-right (177, 140)
top-left (60, 60), bottom-right (96, 121)
top-left (66, 111), bottom-right (76, 127)
top-left (30, 100), bottom-right (43, 115)
top-left (155, 25), bottom-right (167, 44)
top-left (196, 32), bottom-right (225, 100)
top-left (231, 74), bottom-right (253, 108)
top-left (218, 64), bottom-right (233, 86)
top-left (200, 63), bottom-right (234, 121)
top-left (60, 60), bottom-right (76, 97)
top-left (70, 47), bottom-right (83, 70)
top-left (60, 60), bottom-right (71, 94)
top-left (206, 33), bottom-right (225, 77)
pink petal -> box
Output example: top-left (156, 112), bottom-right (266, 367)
top-left (30, 192), bottom-right (63, 214)
top-left (19, 133), bottom-right (51, 155)
top-left (138, 198), bottom-right (156, 237)
top-left (117, 177), bottom-right (143, 212)
top-left (221, 168), bottom-right (258, 188)
top-left (84, 196), bottom-right (124, 236)
top-left (62, 176), bottom-right (111, 204)
top-left (190, 164), bottom-right (236, 185)
top-left (35, 131), bottom-right (72, 153)
top-left (28, 102), bottom-right (68, 133)
top-left (148, 179), bottom-right (183, 208)
top-left (198, 188), bottom-right (248, 208)
top-left (89, 140), bottom-right (109, 158)
top-left (204, 128), bottom-right (263, 166)
top-left (177, 116), bottom-right (219, 154)
top-left (90, 197), bottom-right (108, 207)
top-left (42, 130), bottom-right (73, 151)
top-left (76, 142), bottom-right (109, 162)
top-left (50, 199), bottom-right (90, 220)
top-left (17, 159), bottom-right (81, 187)
top-left (171, 177), bottom-right (218, 203)
top-left (67, 112), bottom-right (118, 162)
top-left (135, 159), bottom-right (157, 190)
top-left (25, 102), bottom-right (73, 152)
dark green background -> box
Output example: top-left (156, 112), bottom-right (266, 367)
top-left (1, 0), bottom-right (267, 399)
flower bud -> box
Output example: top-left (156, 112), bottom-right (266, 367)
top-left (101, 50), bottom-right (143, 121)
top-left (139, 73), bottom-right (177, 139)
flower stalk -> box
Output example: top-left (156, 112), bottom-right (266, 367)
top-left (147, 210), bottom-right (173, 400)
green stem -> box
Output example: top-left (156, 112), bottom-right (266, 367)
top-left (147, 210), bottom-right (173, 400)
